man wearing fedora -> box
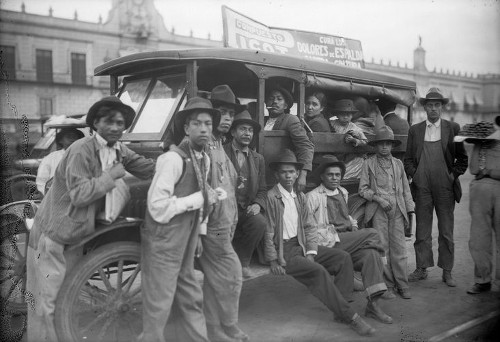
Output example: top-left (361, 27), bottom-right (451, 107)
top-left (261, 150), bottom-right (377, 337)
top-left (198, 84), bottom-right (249, 342)
top-left (140, 97), bottom-right (227, 342)
top-left (265, 86), bottom-right (314, 192)
top-left (26, 96), bottom-right (156, 342)
top-left (307, 155), bottom-right (394, 322)
top-left (404, 87), bottom-right (468, 286)
top-left (359, 126), bottom-right (415, 299)
top-left (466, 116), bottom-right (500, 294)
top-left (224, 110), bottom-right (268, 279)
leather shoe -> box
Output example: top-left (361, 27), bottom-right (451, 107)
top-left (381, 288), bottom-right (396, 300)
top-left (467, 282), bottom-right (491, 294)
top-left (442, 270), bottom-right (457, 287)
top-left (350, 314), bottom-right (376, 336)
top-left (397, 288), bottom-right (412, 299)
top-left (408, 268), bottom-right (427, 282)
top-left (365, 300), bottom-right (393, 324)
top-left (207, 324), bottom-right (235, 342)
top-left (221, 324), bottom-right (249, 342)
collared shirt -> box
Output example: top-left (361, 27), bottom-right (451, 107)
top-left (36, 149), bottom-right (66, 194)
top-left (277, 183), bottom-right (299, 240)
top-left (95, 133), bottom-right (120, 170)
top-left (147, 148), bottom-right (210, 233)
top-left (232, 142), bottom-right (249, 168)
top-left (424, 118), bottom-right (441, 142)
top-left (264, 117), bottom-right (277, 131)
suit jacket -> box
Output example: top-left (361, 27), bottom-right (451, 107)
top-left (29, 136), bottom-right (155, 247)
top-left (404, 119), bottom-right (468, 178)
top-left (383, 112), bottom-right (410, 135)
top-left (223, 143), bottom-right (267, 209)
top-left (262, 185), bottom-right (318, 266)
top-left (306, 115), bottom-right (331, 132)
top-left (270, 113), bottom-right (315, 171)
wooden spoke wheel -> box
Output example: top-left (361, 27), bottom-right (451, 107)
top-left (55, 242), bottom-right (142, 342)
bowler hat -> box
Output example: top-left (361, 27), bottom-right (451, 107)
top-left (311, 155), bottom-right (346, 184)
top-left (368, 125), bottom-right (402, 147)
top-left (210, 85), bottom-right (246, 113)
top-left (332, 99), bottom-right (359, 113)
top-left (419, 87), bottom-right (449, 105)
top-left (269, 149), bottom-right (303, 170)
top-left (231, 110), bottom-right (261, 134)
top-left (173, 97), bottom-right (221, 145)
top-left (266, 86), bottom-right (294, 110)
top-left (86, 96), bottom-right (136, 130)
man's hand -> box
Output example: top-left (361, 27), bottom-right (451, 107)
top-left (246, 203), bottom-right (261, 216)
top-left (195, 236), bottom-right (203, 258)
top-left (107, 162), bottom-right (126, 180)
top-left (377, 198), bottom-right (392, 212)
top-left (297, 171), bottom-right (307, 192)
top-left (215, 187), bottom-right (227, 201)
top-left (351, 225), bottom-right (359, 232)
top-left (270, 260), bottom-right (286, 276)
top-left (306, 254), bottom-right (315, 263)
top-left (344, 134), bottom-right (357, 146)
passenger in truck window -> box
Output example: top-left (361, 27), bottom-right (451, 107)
top-left (304, 91), bottom-right (331, 132)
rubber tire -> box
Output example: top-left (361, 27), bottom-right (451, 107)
top-left (55, 241), bottom-right (141, 342)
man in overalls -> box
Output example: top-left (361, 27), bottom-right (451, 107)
top-left (404, 87), bottom-right (468, 287)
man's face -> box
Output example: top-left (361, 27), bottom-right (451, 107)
top-left (336, 112), bottom-right (353, 126)
top-left (232, 123), bottom-right (254, 147)
top-left (424, 100), bottom-right (443, 123)
top-left (320, 166), bottom-right (342, 191)
top-left (376, 141), bottom-right (393, 157)
top-left (216, 105), bottom-right (236, 134)
top-left (266, 90), bottom-right (288, 116)
top-left (94, 111), bottom-right (126, 146)
top-left (185, 112), bottom-right (213, 149)
top-left (275, 164), bottom-right (298, 192)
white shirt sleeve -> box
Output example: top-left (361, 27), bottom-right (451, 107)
top-left (147, 151), bottom-right (204, 224)
top-left (36, 150), bottom-right (64, 194)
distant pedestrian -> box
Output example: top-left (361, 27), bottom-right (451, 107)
top-left (404, 87), bottom-right (468, 287)
top-left (466, 116), bottom-right (500, 294)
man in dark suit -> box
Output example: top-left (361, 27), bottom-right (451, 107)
top-left (404, 87), bottom-right (468, 287)
top-left (224, 110), bottom-right (268, 278)
top-left (377, 97), bottom-right (410, 135)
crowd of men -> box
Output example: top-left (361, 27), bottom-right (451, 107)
top-left (24, 84), bottom-right (500, 342)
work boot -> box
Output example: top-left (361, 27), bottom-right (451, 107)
top-left (349, 313), bottom-right (376, 336)
top-left (381, 288), bottom-right (396, 300)
top-left (221, 324), bottom-right (249, 342)
top-left (466, 282), bottom-right (491, 294)
top-left (207, 324), bottom-right (236, 342)
top-left (408, 268), bottom-right (428, 282)
top-left (365, 300), bottom-right (393, 324)
top-left (397, 288), bottom-right (412, 299)
top-left (442, 270), bottom-right (457, 287)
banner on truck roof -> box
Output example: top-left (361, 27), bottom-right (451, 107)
top-left (221, 6), bottom-right (365, 69)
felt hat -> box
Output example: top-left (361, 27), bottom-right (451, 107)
top-left (173, 97), bottom-right (221, 145)
top-left (269, 149), bottom-right (303, 170)
top-left (332, 99), bottom-right (359, 113)
top-left (311, 155), bottom-right (346, 183)
top-left (419, 87), bottom-right (449, 105)
top-left (231, 109), bottom-right (261, 134)
top-left (210, 85), bottom-right (247, 113)
top-left (86, 96), bottom-right (136, 130)
top-left (266, 86), bottom-right (294, 110)
top-left (368, 125), bottom-right (402, 147)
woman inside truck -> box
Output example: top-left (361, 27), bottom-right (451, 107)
top-left (304, 91), bottom-right (331, 132)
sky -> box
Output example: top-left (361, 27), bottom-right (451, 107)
top-left (1, 0), bottom-right (499, 75)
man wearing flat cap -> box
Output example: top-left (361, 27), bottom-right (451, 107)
top-left (26, 96), bottom-right (156, 342)
top-left (404, 87), bottom-right (468, 287)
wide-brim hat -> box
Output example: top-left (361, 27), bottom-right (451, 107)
top-left (269, 149), bottom-right (303, 170)
top-left (311, 155), bottom-right (346, 184)
top-left (231, 110), bottom-right (261, 134)
top-left (86, 96), bottom-right (136, 130)
top-left (332, 99), bottom-right (359, 113)
top-left (210, 85), bottom-right (247, 113)
top-left (173, 97), bottom-right (221, 145)
top-left (266, 86), bottom-right (294, 110)
top-left (368, 125), bottom-right (402, 147)
top-left (419, 87), bottom-right (449, 105)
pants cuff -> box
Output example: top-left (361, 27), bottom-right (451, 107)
top-left (474, 276), bottom-right (492, 284)
top-left (365, 283), bottom-right (388, 297)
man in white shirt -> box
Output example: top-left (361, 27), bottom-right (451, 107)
top-left (261, 149), bottom-right (376, 337)
top-left (140, 97), bottom-right (227, 342)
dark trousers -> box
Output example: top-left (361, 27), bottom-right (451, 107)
top-left (335, 229), bottom-right (387, 295)
top-left (283, 239), bottom-right (356, 321)
top-left (232, 209), bottom-right (267, 267)
top-left (414, 174), bottom-right (455, 271)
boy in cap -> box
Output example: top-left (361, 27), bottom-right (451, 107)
top-left (262, 150), bottom-right (377, 337)
top-left (359, 126), bottom-right (415, 299)
top-left (139, 97), bottom-right (227, 342)
top-left (26, 96), bottom-right (155, 342)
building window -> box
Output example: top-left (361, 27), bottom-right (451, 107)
top-left (40, 98), bottom-right (53, 118)
top-left (71, 53), bottom-right (86, 85)
top-left (0, 45), bottom-right (16, 80)
top-left (36, 49), bottom-right (53, 82)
